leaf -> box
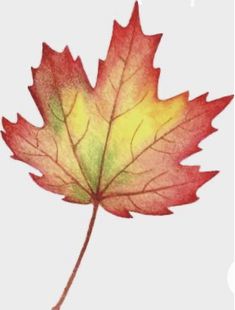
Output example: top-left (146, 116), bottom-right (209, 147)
top-left (2, 2), bottom-right (233, 218)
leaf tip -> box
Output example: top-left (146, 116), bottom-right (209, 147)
top-left (1, 129), bottom-right (6, 141)
top-left (201, 170), bottom-right (219, 184)
top-left (1, 116), bottom-right (7, 127)
top-left (29, 172), bottom-right (41, 184)
top-left (156, 208), bottom-right (174, 216)
top-left (183, 91), bottom-right (190, 101)
top-left (42, 42), bottom-right (55, 57)
top-left (11, 154), bottom-right (18, 160)
top-left (210, 94), bottom-right (234, 115)
top-left (102, 203), bottom-right (133, 218)
top-left (222, 94), bottom-right (234, 107)
top-left (117, 209), bottom-right (133, 218)
top-left (133, 1), bottom-right (140, 14)
top-left (63, 45), bottom-right (69, 52)
top-left (126, 212), bottom-right (133, 219)
top-left (28, 84), bottom-right (35, 97)
top-left (63, 45), bottom-right (74, 61)
top-left (16, 113), bottom-right (23, 122)
top-left (154, 67), bottom-right (161, 80)
top-left (31, 66), bottom-right (37, 77)
top-left (113, 19), bottom-right (124, 32)
top-left (203, 92), bottom-right (210, 100)
top-left (153, 33), bottom-right (163, 43)
top-left (2, 116), bottom-right (13, 131)
top-left (130, 1), bottom-right (141, 25)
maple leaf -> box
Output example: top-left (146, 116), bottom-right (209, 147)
top-left (2, 3), bottom-right (232, 217)
top-left (1, 2), bottom-right (233, 309)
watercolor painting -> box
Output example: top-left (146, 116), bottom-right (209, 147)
top-left (1, 2), bottom-right (233, 309)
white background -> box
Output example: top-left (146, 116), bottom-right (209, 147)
top-left (0, 0), bottom-right (233, 309)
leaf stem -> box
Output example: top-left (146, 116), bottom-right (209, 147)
top-left (51, 203), bottom-right (99, 310)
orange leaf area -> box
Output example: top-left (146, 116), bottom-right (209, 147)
top-left (2, 2), bottom-right (233, 218)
